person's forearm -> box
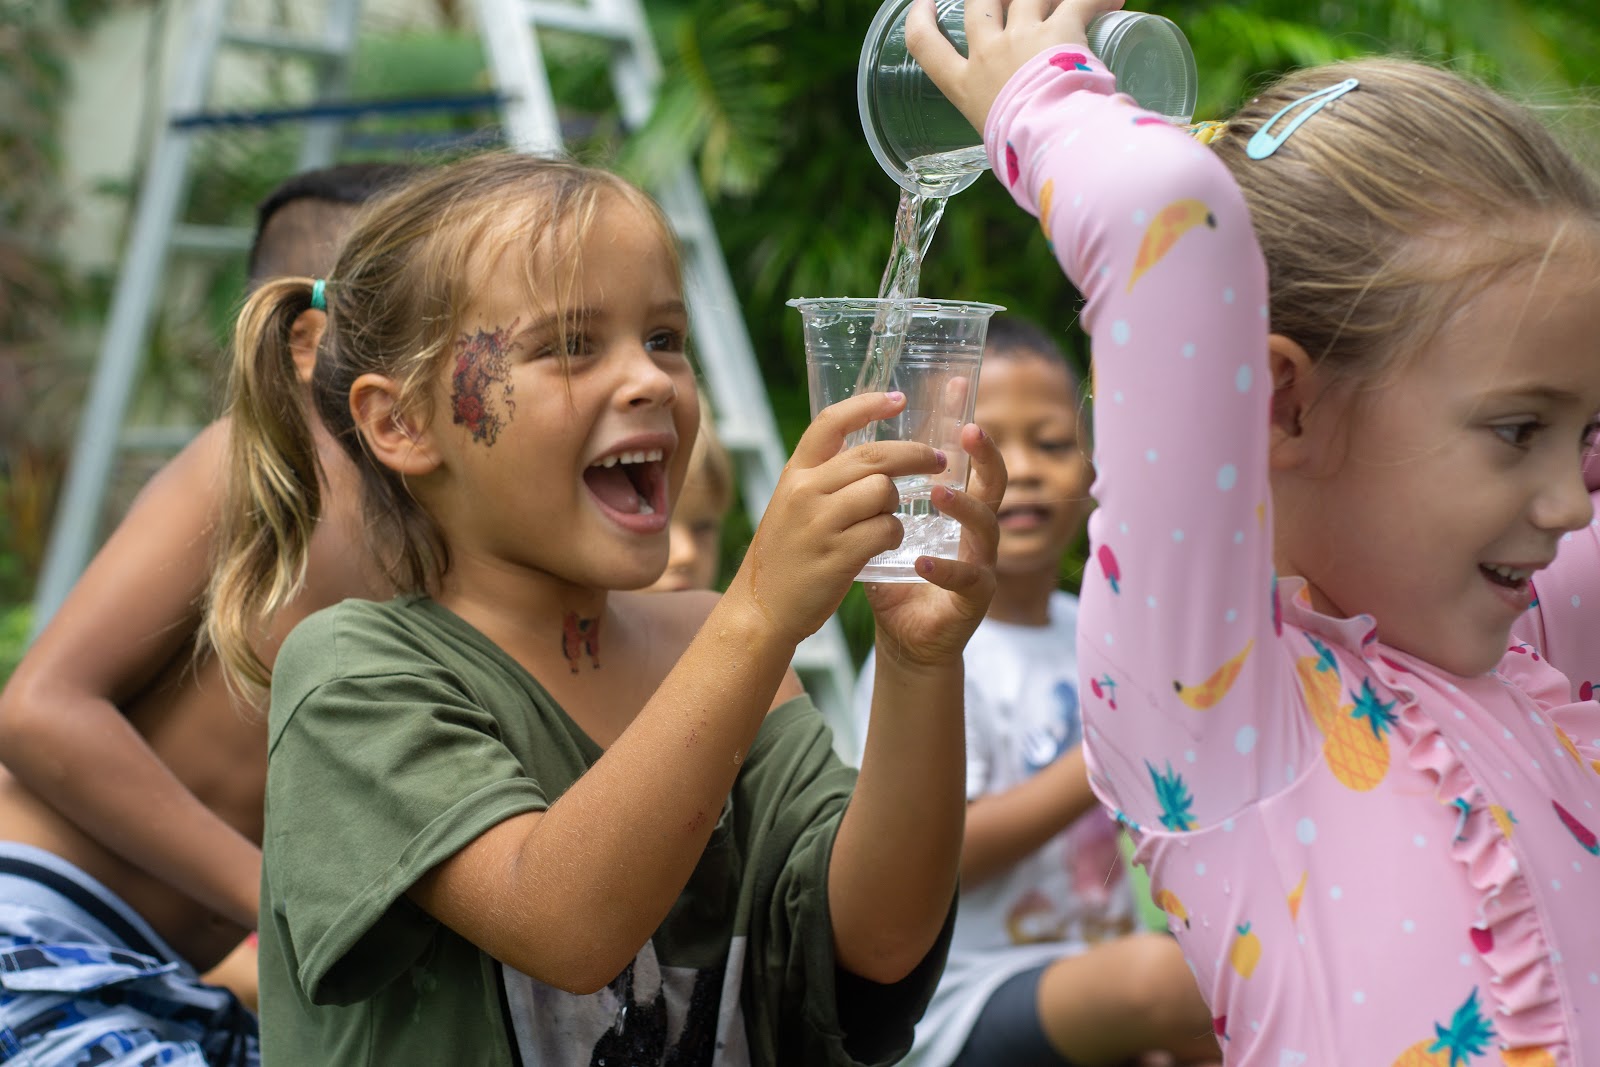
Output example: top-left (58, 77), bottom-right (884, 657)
top-left (829, 654), bottom-right (965, 984)
top-left (0, 692), bottom-right (261, 925)
top-left (478, 593), bottom-right (798, 990)
top-left (961, 744), bottom-right (1097, 887)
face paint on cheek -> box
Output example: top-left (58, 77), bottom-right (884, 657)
top-left (450, 320), bottom-right (519, 445)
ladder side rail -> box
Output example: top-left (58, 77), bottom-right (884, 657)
top-left (477, 0), bottom-right (862, 729)
top-left (295, 0), bottom-right (366, 170)
top-left (590, 0), bottom-right (659, 128)
top-left (654, 171), bottom-right (861, 732)
top-left (30, 0), bottom-right (236, 638)
top-left (664, 189), bottom-right (786, 517)
top-left (477, 0), bottom-right (566, 152)
top-left (586, 0), bottom-right (860, 726)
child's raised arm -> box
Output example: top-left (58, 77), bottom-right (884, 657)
top-left (832, 420), bottom-right (1005, 975)
top-left (914, 0), bottom-right (1302, 833)
top-left (0, 422), bottom-right (262, 926)
top-left (397, 391), bottom-right (962, 992)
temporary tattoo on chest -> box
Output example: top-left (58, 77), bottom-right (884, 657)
top-left (450, 321), bottom-right (518, 446)
top-left (561, 611), bottom-right (602, 673)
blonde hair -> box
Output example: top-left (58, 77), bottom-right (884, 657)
top-left (206, 152), bottom-right (681, 691)
top-left (1206, 57), bottom-right (1600, 384)
top-left (685, 388), bottom-right (734, 515)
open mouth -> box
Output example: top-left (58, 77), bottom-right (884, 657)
top-left (998, 503), bottom-right (1053, 530)
top-left (583, 448), bottom-right (667, 520)
top-left (1480, 563), bottom-right (1533, 590)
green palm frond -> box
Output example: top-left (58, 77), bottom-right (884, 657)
top-left (620, 0), bottom-right (790, 197)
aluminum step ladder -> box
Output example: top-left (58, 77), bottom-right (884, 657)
top-left (31, 0), bottom-right (862, 738)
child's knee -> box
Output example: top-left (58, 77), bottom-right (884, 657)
top-left (1117, 933), bottom-right (1207, 1027)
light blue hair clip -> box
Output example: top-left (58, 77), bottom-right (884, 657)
top-left (1245, 78), bottom-right (1360, 160)
top-left (310, 277), bottom-right (327, 311)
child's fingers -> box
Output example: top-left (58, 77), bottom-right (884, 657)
top-left (960, 423), bottom-right (1008, 516)
top-left (1043, 0), bottom-right (1124, 39)
top-left (962, 0), bottom-right (1003, 45)
top-left (789, 391), bottom-right (906, 472)
top-left (907, 0), bottom-right (969, 84)
top-left (1004, 0), bottom-right (1053, 31)
top-left (932, 484), bottom-right (1001, 566)
top-left (911, 553), bottom-right (994, 603)
top-left (829, 473), bottom-right (904, 531)
top-left (819, 439), bottom-right (948, 496)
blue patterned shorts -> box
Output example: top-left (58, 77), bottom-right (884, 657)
top-left (0, 843), bottom-right (258, 1066)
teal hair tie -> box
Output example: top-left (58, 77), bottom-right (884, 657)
top-left (310, 278), bottom-right (327, 311)
top-left (1246, 78), bottom-right (1359, 160)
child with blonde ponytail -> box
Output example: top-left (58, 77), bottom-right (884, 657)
top-left (912, 0), bottom-right (1600, 1061)
top-left (207, 151), bottom-right (1006, 1067)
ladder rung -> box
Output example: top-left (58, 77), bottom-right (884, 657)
top-left (220, 28), bottom-right (347, 59)
top-left (119, 425), bottom-right (202, 452)
top-left (521, 1), bottom-right (633, 42)
top-left (171, 224), bottom-right (254, 254)
top-left (170, 93), bottom-right (507, 132)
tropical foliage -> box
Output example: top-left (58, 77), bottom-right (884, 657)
top-left (625, 0), bottom-right (1599, 655)
top-left (2, 0), bottom-right (1597, 673)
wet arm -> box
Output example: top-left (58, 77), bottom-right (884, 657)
top-left (989, 52), bottom-right (1283, 829)
top-left (0, 422), bottom-right (262, 926)
top-left (826, 648), bottom-right (966, 985)
top-left (408, 591), bottom-right (800, 994)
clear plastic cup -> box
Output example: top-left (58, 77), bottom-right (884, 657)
top-left (791, 297), bottom-right (1002, 582)
top-left (859, 1), bottom-right (1198, 196)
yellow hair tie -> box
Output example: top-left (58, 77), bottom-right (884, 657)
top-left (1186, 120), bottom-right (1229, 146)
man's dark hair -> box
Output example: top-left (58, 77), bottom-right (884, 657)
top-left (246, 161), bottom-right (420, 286)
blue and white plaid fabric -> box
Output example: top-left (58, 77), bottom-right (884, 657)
top-left (0, 844), bottom-right (258, 1066)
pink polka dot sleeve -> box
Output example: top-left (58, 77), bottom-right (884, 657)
top-left (983, 49), bottom-right (1313, 833)
top-left (1513, 493), bottom-right (1600, 703)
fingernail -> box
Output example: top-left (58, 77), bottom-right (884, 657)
top-left (975, 426), bottom-right (988, 442)
top-left (933, 449), bottom-right (947, 470)
top-left (887, 391), bottom-right (905, 403)
top-left (917, 557), bottom-right (935, 575)
top-left (936, 485), bottom-right (954, 502)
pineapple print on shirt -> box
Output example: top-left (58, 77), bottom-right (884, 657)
top-left (1298, 636), bottom-right (1396, 791)
top-left (1389, 988), bottom-right (1494, 1066)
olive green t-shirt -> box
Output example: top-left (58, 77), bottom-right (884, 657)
top-left (259, 596), bottom-right (951, 1066)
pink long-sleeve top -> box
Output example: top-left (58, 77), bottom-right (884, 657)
top-left (1514, 452), bottom-right (1600, 702)
top-left (985, 47), bottom-right (1600, 1066)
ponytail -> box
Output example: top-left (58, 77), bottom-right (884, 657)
top-left (205, 277), bottom-right (325, 693)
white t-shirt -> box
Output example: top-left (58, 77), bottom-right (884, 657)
top-left (850, 591), bottom-right (1135, 1067)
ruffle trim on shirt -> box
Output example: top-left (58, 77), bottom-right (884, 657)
top-left (1279, 576), bottom-right (1567, 1058)
top-left (1399, 701), bottom-right (1566, 1057)
top-left (1276, 576), bottom-right (1380, 657)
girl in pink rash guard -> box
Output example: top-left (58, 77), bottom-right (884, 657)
top-left (909, 0), bottom-right (1600, 1063)
top-left (1514, 448), bottom-right (1600, 703)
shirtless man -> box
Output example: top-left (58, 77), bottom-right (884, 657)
top-left (0, 162), bottom-right (414, 1065)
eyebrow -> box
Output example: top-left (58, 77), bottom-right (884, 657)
top-left (515, 300), bottom-right (689, 335)
top-left (1482, 385), bottom-right (1585, 405)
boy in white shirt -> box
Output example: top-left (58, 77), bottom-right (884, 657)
top-left (852, 317), bottom-right (1218, 1067)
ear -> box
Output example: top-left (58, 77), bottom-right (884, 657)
top-left (349, 373), bottom-right (441, 477)
top-left (1267, 333), bottom-right (1319, 472)
top-left (288, 309), bottom-right (326, 386)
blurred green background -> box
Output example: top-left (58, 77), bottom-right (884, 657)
top-left (2, 0), bottom-right (1597, 683)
